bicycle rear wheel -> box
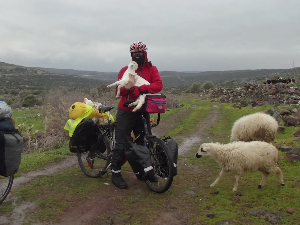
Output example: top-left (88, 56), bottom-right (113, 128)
top-left (0, 175), bottom-right (14, 204)
top-left (77, 134), bottom-right (111, 178)
top-left (145, 136), bottom-right (174, 193)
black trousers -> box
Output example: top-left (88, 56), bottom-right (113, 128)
top-left (111, 107), bottom-right (145, 173)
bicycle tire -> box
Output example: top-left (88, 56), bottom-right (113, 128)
top-left (0, 175), bottom-right (14, 204)
top-left (145, 136), bottom-right (174, 193)
top-left (77, 133), bottom-right (112, 178)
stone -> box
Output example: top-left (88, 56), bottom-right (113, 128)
top-left (286, 208), bottom-right (295, 214)
top-left (206, 213), bottom-right (215, 218)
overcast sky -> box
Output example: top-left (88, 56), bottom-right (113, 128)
top-left (1, 0), bottom-right (300, 72)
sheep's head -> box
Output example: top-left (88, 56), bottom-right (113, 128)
top-left (128, 61), bottom-right (138, 71)
top-left (195, 143), bottom-right (210, 158)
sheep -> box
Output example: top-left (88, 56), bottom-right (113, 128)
top-left (195, 141), bottom-right (284, 192)
top-left (230, 112), bottom-right (278, 143)
top-left (107, 61), bottom-right (151, 112)
top-left (107, 61), bottom-right (141, 98)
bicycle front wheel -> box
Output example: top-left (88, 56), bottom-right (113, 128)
top-left (77, 134), bottom-right (112, 178)
top-left (145, 136), bottom-right (174, 193)
top-left (0, 175), bottom-right (14, 204)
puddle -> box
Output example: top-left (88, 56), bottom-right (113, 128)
top-left (179, 105), bottom-right (219, 155)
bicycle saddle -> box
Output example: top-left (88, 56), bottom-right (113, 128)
top-left (98, 105), bottom-right (114, 112)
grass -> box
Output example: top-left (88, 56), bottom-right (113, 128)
top-left (13, 166), bottom-right (106, 221)
top-left (13, 108), bottom-right (45, 131)
top-left (3, 96), bottom-right (300, 224)
top-left (15, 144), bottom-right (71, 177)
top-left (163, 99), bottom-right (214, 142)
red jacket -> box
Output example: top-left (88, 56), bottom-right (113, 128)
top-left (117, 57), bottom-right (163, 112)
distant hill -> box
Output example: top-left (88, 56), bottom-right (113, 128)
top-left (1, 61), bottom-right (298, 90)
top-left (36, 66), bottom-right (297, 87)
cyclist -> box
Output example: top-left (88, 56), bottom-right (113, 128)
top-left (111, 41), bottom-right (163, 189)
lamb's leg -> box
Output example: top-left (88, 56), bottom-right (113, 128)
top-left (259, 171), bottom-right (269, 189)
top-left (116, 85), bottom-right (123, 98)
top-left (274, 167), bottom-right (285, 186)
top-left (210, 169), bottom-right (224, 188)
top-left (232, 174), bottom-right (242, 192)
top-left (128, 98), bottom-right (139, 109)
top-left (107, 80), bottom-right (123, 88)
top-left (132, 95), bottom-right (146, 112)
top-left (107, 82), bottom-right (116, 88)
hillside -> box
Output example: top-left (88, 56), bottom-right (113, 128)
top-left (37, 66), bottom-right (295, 87)
top-left (1, 61), bottom-right (298, 92)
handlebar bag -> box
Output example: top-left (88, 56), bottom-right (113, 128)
top-left (125, 143), bottom-right (153, 181)
top-left (0, 130), bottom-right (23, 177)
top-left (140, 94), bottom-right (166, 114)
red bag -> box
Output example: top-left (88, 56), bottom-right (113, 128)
top-left (142, 94), bottom-right (166, 113)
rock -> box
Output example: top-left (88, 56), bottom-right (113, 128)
top-left (285, 154), bottom-right (300, 162)
top-left (280, 110), bottom-right (292, 115)
top-left (184, 190), bottom-right (195, 195)
top-left (278, 126), bottom-right (285, 132)
top-left (282, 115), bottom-right (300, 126)
top-left (287, 147), bottom-right (300, 155)
top-left (286, 208), bottom-right (295, 214)
top-left (215, 220), bottom-right (233, 225)
top-left (279, 145), bottom-right (293, 152)
top-left (293, 130), bottom-right (300, 137)
top-left (206, 213), bottom-right (215, 218)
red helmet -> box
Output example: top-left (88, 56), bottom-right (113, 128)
top-left (129, 41), bottom-right (147, 53)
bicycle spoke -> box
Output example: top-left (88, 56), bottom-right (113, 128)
top-left (145, 137), bottom-right (174, 193)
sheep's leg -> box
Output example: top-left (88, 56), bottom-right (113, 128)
top-left (210, 169), bottom-right (224, 188)
top-left (259, 171), bottom-right (269, 189)
top-left (274, 167), bottom-right (285, 186)
top-left (132, 95), bottom-right (146, 112)
top-left (107, 81), bottom-right (118, 88)
top-left (232, 174), bottom-right (242, 192)
top-left (128, 98), bottom-right (139, 107)
top-left (116, 85), bottom-right (123, 98)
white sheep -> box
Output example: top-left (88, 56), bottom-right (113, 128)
top-left (195, 141), bottom-right (284, 192)
top-left (107, 61), bottom-right (140, 98)
top-left (107, 61), bottom-right (151, 112)
top-left (230, 112), bottom-right (278, 143)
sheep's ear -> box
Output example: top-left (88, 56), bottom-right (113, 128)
top-left (201, 147), bottom-right (207, 153)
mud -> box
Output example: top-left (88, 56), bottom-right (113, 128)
top-left (178, 105), bottom-right (219, 155)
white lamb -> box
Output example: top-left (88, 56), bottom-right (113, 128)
top-left (195, 141), bottom-right (284, 192)
top-left (107, 61), bottom-right (151, 112)
top-left (230, 112), bottom-right (278, 143)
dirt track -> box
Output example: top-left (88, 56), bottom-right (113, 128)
top-left (1, 105), bottom-right (220, 225)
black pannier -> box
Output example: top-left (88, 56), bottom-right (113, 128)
top-left (161, 136), bottom-right (178, 176)
top-left (125, 143), bottom-right (153, 181)
top-left (69, 118), bottom-right (106, 153)
top-left (0, 130), bottom-right (23, 177)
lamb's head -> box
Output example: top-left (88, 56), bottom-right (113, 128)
top-left (195, 143), bottom-right (211, 158)
top-left (128, 61), bottom-right (138, 71)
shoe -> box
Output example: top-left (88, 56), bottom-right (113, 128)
top-left (112, 174), bottom-right (128, 189)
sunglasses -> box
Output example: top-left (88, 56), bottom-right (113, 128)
top-left (131, 52), bottom-right (144, 57)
